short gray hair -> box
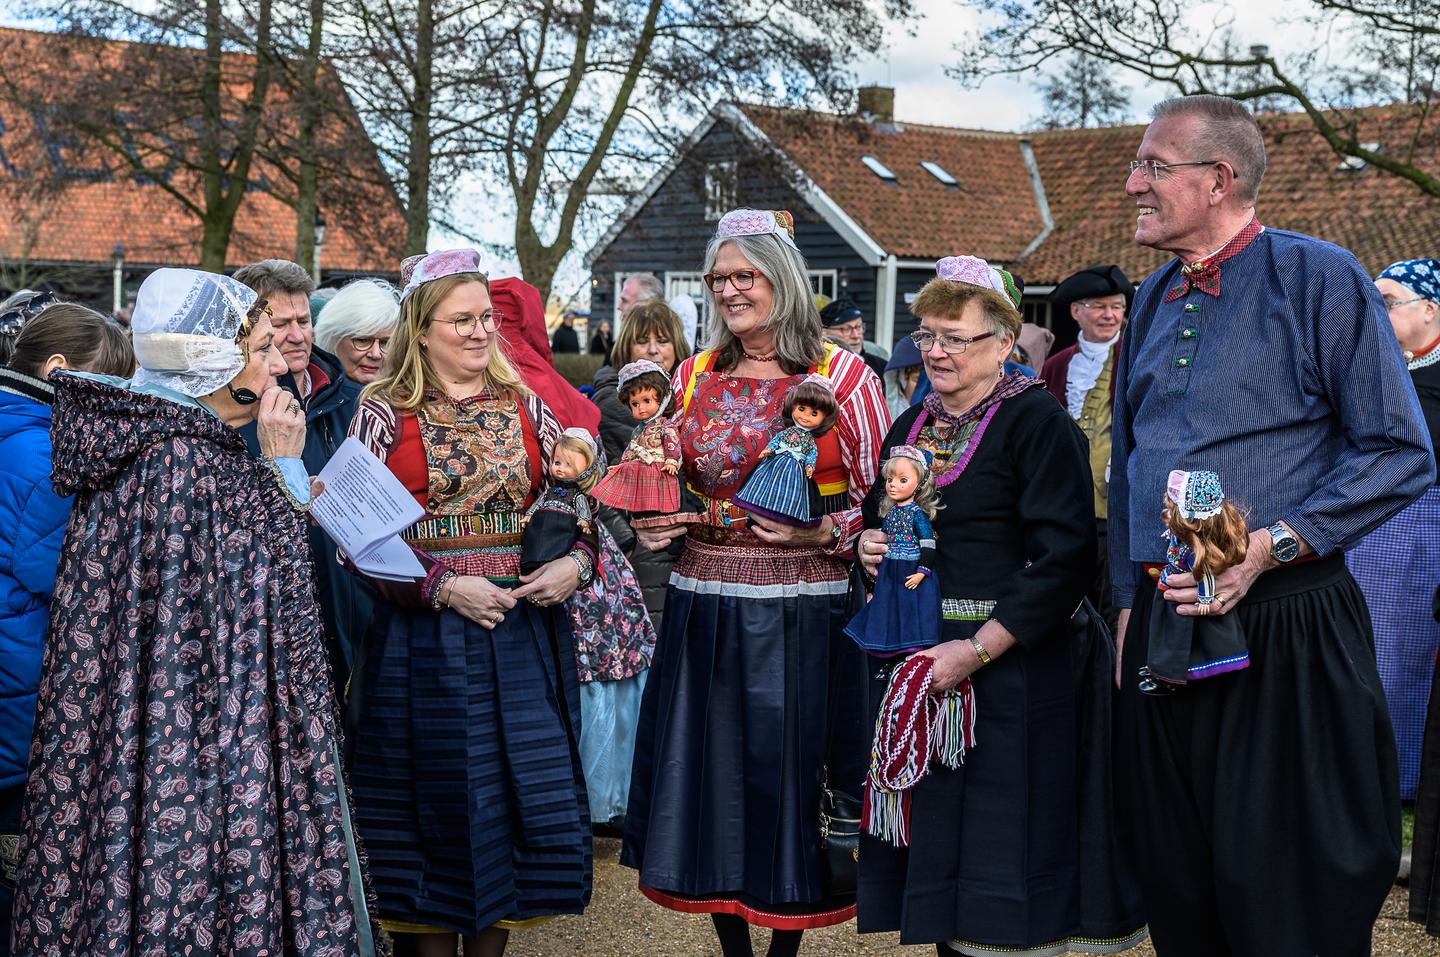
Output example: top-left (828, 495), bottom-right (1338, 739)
top-left (315, 279), bottom-right (401, 353)
top-left (232, 259), bottom-right (316, 298)
top-left (623, 273), bottom-right (664, 303)
top-left (701, 234), bottom-right (822, 375)
top-left (1152, 95), bottom-right (1267, 204)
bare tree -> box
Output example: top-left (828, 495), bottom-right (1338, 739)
top-left (1029, 52), bottom-right (1132, 129)
top-left (956, 0), bottom-right (1440, 197)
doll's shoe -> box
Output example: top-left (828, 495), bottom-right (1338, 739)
top-left (1137, 667), bottom-right (1178, 696)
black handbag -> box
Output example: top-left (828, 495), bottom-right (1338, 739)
top-left (818, 770), bottom-right (861, 896)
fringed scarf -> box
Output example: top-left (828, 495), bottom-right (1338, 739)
top-left (862, 656), bottom-right (977, 847)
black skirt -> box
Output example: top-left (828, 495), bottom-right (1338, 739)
top-left (1118, 555), bottom-right (1399, 956)
top-left (1410, 654), bottom-right (1440, 935)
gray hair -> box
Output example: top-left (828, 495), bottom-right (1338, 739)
top-left (623, 273), bottom-right (664, 303)
top-left (314, 279), bottom-right (401, 353)
top-left (701, 234), bottom-right (822, 375)
top-left (232, 259), bottom-right (316, 298)
top-left (1151, 95), bottom-right (1267, 204)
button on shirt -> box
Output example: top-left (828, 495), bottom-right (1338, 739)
top-left (1109, 227), bottom-right (1434, 608)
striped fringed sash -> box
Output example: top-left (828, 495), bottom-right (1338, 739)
top-left (862, 656), bottom-right (977, 847)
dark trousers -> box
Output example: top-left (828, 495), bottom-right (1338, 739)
top-left (1117, 557), bottom-right (1399, 956)
top-left (1093, 519), bottom-right (1118, 633)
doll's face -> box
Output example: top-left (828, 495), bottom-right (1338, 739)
top-left (628, 388), bottom-right (661, 422)
top-left (886, 459), bottom-right (921, 503)
top-left (550, 444), bottom-right (590, 482)
top-left (792, 401), bottom-right (824, 430)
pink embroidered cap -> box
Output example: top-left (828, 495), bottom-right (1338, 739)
top-left (800, 371), bottom-right (836, 393)
top-left (889, 445), bottom-right (930, 467)
top-left (400, 247), bottom-right (487, 300)
top-left (936, 255), bottom-right (1011, 296)
top-left (617, 359), bottom-right (668, 390)
top-left (715, 208), bottom-right (799, 250)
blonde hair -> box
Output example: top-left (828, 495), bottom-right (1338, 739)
top-left (1160, 496), bottom-right (1249, 578)
top-left (555, 433), bottom-right (602, 493)
top-left (877, 455), bottom-right (941, 522)
top-left (361, 273), bottom-right (528, 411)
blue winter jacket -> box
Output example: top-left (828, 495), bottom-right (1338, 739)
top-left (0, 371), bottom-right (71, 788)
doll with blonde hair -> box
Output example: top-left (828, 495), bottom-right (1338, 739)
top-left (520, 428), bottom-right (602, 574)
top-left (844, 446), bottom-right (943, 656)
top-left (1139, 468), bottom-right (1251, 694)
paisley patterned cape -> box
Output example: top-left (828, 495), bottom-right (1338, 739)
top-left (12, 373), bottom-right (382, 956)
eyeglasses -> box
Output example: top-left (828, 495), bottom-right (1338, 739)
top-left (703, 269), bottom-right (764, 293)
top-left (1128, 159), bottom-right (1223, 181)
top-left (348, 335), bottom-right (391, 353)
top-left (1076, 300), bottom-right (1127, 316)
top-left (431, 311), bottom-right (499, 337)
top-left (1384, 297), bottom-right (1425, 311)
top-left (909, 329), bottom-right (997, 355)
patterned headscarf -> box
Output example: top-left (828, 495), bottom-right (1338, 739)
top-left (1379, 259), bottom-right (1440, 303)
top-left (1166, 469), bottom-right (1225, 521)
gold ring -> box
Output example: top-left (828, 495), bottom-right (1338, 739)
top-left (288, 401), bottom-right (301, 415)
top-left (1215, 594), bottom-right (1229, 607)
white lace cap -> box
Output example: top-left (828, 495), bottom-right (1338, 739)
top-left (130, 268), bottom-right (257, 398)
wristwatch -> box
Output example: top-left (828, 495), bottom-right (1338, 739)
top-left (1267, 522), bottom-right (1300, 564)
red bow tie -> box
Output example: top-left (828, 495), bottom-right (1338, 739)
top-left (1164, 260), bottom-right (1223, 302)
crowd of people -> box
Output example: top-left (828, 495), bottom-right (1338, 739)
top-left (0, 93), bottom-right (1438, 957)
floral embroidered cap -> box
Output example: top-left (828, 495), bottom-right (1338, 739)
top-left (935, 255), bottom-right (1021, 308)
top-left (130, 267), bottom-right (258, 398)
top-left (1167, 468), bottom-right (1225, 521)
top-left (617, 359), bottom-right (669, 390)
top-left (400, 247), bottom-right (487, 300)
top-left (889, 445), bottom-right (932, 467)
top-left (800, 371), bottom-right (835, 393)
top-left (715, 208), bottom-right (799, 250)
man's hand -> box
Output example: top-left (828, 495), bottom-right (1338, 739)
top-left (1162, 527), bottom-right (1279, 617)
top-left (1114, 608), bottom-right (1130, 689)
top-left (635, 519), bottom-right (688, 552)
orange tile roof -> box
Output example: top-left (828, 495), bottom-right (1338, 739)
top-left (740, 101), bottom-right (1440, 286)
top-left (0, 27), bottom-right (405, 273)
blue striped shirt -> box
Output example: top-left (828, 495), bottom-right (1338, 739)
top-left (1109, 227), bottom-right (1434, 607)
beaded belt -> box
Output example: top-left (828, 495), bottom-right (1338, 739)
top-left (402, 512), bottom-right (524, 552)
top-left (941, 598), bottom-right (996, 621)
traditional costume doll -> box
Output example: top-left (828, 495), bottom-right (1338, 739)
top-left (520, 427), bottom-right (601, 574)
top-left (733, 374), bottom-right (838, 527)
top-left (591, 359), bottom-right (686, 527)
top-left (845, 446), bottom-right (942, 656)
top-left (1139, 468), bottom-right (1251, 694)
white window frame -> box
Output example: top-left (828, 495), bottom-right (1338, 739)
top-left (704, 160), bottom-right (737, 221)
top-left (807, 269), bottom-right (838, 302)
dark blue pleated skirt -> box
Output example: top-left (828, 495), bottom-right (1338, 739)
top-left (351, 601), bottom-right (592, 935)
top-left (621, 571), bottom-right (861, 926)
top-left (843, 556), bottom-right (941, 656)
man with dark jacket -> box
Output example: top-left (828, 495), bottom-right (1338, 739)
top-left (233, 259), bottom-right (371, 701)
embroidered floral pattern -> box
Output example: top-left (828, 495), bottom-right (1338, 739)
top-left (568, 524), bottom-right (657, 682)
top-left (680, 373), bottom-right (798, 498)
top-left (419, 392), bottom-right (532, 513)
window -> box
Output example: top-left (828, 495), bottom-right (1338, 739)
top-left (807, 269), bottom-right (838, 301)
top-left (705, 161), bottom-right (737, 220)
top-left (920, 161), bottom-right (958, 187)
top-left (861, 155), bottom-right (897, 180)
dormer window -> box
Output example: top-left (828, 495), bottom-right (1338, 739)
top-left (920, 161), bottom-right (958, 187)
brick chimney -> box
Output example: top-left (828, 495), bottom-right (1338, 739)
top-left (858, 85), bottom-right (895, 124)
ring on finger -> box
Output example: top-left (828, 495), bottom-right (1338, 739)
top-left (288, 401), bottom-right (301, 415)
top-left (1215, 594), bottom-right (1229, 607)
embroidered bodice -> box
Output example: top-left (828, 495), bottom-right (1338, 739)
top-left (764, 425), bottom-right (819, 466)
top-left (417, 393), bottom-right (533, 514)
top-left (881, 502), bottom-right (935, 565)
top-left (622, 416), bottom-right (682, 467)
top-left (678, 372), bottom-right (804, 499)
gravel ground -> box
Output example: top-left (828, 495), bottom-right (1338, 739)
top-left (508, 837), bottom-right (1436, 956)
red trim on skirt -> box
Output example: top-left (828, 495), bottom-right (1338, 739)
top-left (639, 884), bottom-right (856, 930)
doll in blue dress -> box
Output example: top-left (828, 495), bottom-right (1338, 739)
top-left (1139, 468), bottom-right (1251, 694)
top-left (845, 445), bottom-right (942, 655)
top-left (734, 374), bottom-right (838, 528)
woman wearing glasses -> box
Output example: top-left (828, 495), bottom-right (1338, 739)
top-left (314, 278), bottom-right (401, 385)
top-left (622, 209), bottom-right (890, 957)
top-left (854, 257), bottom-right (1145, 956)
top-left (347, 249), bottom-right (595, 957)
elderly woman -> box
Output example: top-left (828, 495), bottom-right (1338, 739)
top-left (622, 209), bottom-right (890, 957)
top-left (11, 268), bottom-right (379, 955)
top-left (854, 257), bottom-right (1144, 956)
top-left (314, 278), bottom-right (401, 384)
top-left (347, 249), bottom-right (593, 957)
top-left (1346, 259), bottom-right (1440, 805)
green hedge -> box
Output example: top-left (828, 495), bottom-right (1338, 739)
top-left (551, 353), bottom-right (605, 389)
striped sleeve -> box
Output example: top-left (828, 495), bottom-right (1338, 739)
top-left (826, 349), bottom-right (891, 558)
top-left (348, 398), bottom-right (398, 463)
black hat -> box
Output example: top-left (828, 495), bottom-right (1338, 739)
top-left (1048, 265), bottom-right (1134, 311)
top-left (819, 297), bottom-right (863, 328)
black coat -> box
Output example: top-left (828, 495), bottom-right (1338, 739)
top-left (239, 346), bottom-right (372, 696)
top-left (552, 324), bottom-right (581, 354)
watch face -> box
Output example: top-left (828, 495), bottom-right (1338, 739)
top-left (1270, 525), bottom-right (1300, 562)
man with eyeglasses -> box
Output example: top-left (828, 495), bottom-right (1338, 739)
top-left (1040, 265), bottom-right (1133, 627)
top-left (1110, 94), bottom-right (1433, 956)
top-left (233, 258), bottom-right (370, 704)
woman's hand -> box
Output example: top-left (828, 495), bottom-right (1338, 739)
top-left (256, 386), bottom-right (306, 459)
top-left (513, 556), bottom-right (583, 607)
top-left (908, 640), bottom-right (980, 692)
top-left (445, 576), bottom-right (518, 630)
top-left (636, 519), bottom-right (688, 552)
top-left (857, 529), bottom-right (888, 577)
top-left (748, 514), bottom-right (832, 547)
